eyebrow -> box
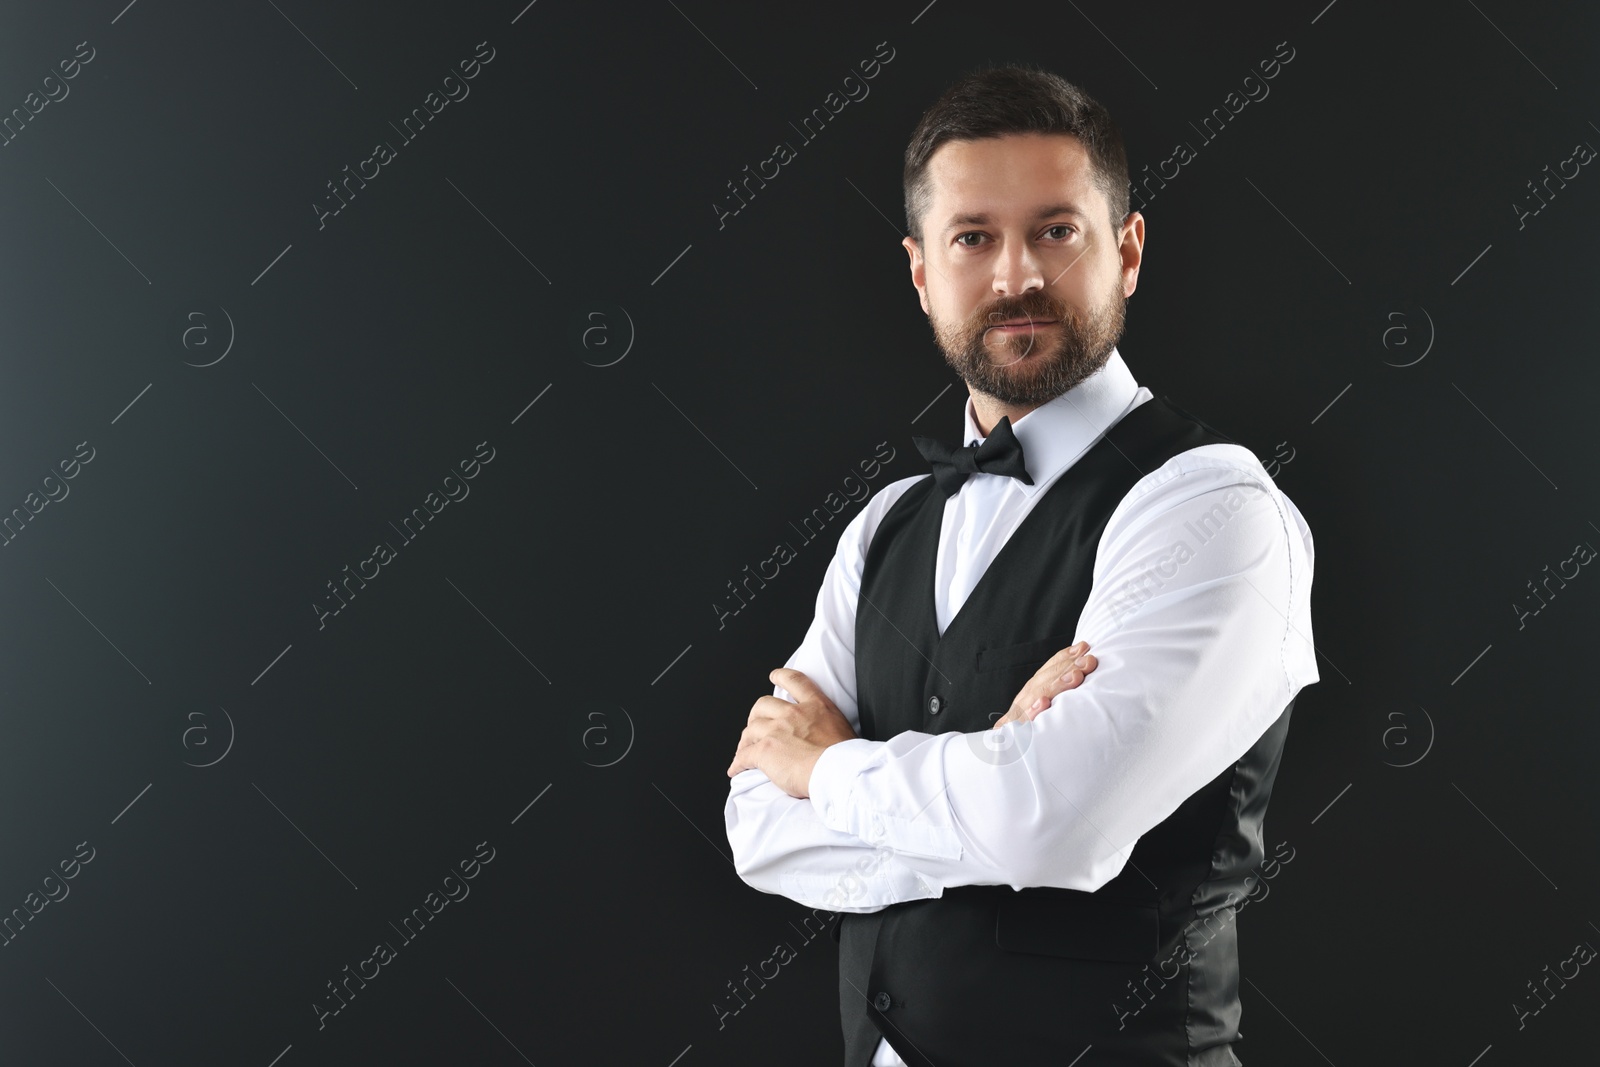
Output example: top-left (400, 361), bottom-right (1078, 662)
top-left (942, 204), bottom-right (1088, 236)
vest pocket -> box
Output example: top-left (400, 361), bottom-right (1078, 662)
top-left (974, 631), bottom-right (1078, 673)
top-left (994, 892), bottom-right (1160, 963)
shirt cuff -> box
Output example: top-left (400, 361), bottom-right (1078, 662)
top-left (808, 738), bottom-right (884, 833)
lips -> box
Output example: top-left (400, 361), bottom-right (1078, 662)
top-left (991, 319), bottom-right (1057, 328)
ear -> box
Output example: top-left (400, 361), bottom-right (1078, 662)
top-left (902, 236), bottom-right (930, 315)
top-left (1118, 211), bottom-right (1145, 299)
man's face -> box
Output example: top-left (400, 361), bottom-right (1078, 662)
top-left (903, 132), bottom-right (1142, 408)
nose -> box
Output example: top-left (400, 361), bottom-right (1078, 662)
top-left (993, 237), bottom-right (1044, 298)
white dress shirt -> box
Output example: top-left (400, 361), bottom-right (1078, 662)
top-left (723, 348), bottom-right (1318, 1067)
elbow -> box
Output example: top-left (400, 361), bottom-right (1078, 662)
top-left (723, 804), bottom-right (794, 900)
top-left (726, 837), bottom-right (782, 898)
top-left (728, 839), bottom-right (767, 891)
top-left (1009, 823), bottom-right (1128, 893)
top-left (723, 799), bottom-right (760, 886)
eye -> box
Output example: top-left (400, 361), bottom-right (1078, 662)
top-left (1043, 224), bottom-right (1076, 240)
top-left (954, 232), bottom-right (985, 248)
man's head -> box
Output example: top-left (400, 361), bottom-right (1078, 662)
top-left (901, 66), bottom-right (1143, 417)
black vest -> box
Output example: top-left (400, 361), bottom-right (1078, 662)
top-left (832, 396), bottom-right (1295, 1067)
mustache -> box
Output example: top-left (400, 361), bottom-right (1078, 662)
top-left (969, 293), bottom-right (1072, 330)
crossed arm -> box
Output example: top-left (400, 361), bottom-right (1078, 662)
top-left (723, 654), bottom-right (1092, 913)
top-left (722, 454), bottom-right (1317, 913)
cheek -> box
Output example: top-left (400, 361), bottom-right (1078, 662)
top-left (1050, 270), bottom-right (1102, 308)
top-left (927, 265), bottom-right (987, 318)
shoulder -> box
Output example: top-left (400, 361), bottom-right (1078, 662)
top-left (1103, 441), bottom-right (1315, 574)
top-left (1123, 442), bottom-right (1275, 503)
top-left (834, 472), bottom-right (930, 560)
top-left (819, 470), bottom-right (934, 585)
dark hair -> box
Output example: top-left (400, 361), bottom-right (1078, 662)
top-left (902, 64), bottom-right (1130, 245)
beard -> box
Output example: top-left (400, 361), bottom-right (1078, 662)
top-left (929, 273), bottom-right (1126, 407)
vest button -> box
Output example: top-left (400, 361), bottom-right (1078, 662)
top-left (928, 695), bottom-right (942, 715)
top-left (873, 991), bottom-right (892, 1012)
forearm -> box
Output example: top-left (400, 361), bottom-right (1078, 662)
top-left (725, 766), bottom-right (938, 912)
top-left (805, 473), bottom-right (1318, 895)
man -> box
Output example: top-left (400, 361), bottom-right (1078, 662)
top-left (724, 64), bottom-right (1317, 1066)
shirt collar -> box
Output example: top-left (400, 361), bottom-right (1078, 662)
top-left (960, 346), bottom-right (1140, 497)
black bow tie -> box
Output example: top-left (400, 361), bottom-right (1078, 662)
top-left (912, 415), bottom-right (1035, 498)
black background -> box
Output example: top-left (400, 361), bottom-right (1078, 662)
top-left (1, 0), bottom-right (1597, 1063)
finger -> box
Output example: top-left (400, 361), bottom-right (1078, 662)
top-left (1024, 656), bottom-right (1098, 720)
top-left (997, 688), bottom-right (1049, 728)
top-left (1022, 644), bottom-right (1086, 697)
top-left (1051, 653), bottom-right (1096, 690)
top-left (997, 688), bottom-right (1042, 726)
top-left (1006, 645), bottom-right (1080, 719)
top-left (1039, 641), bottom-right (1089, 675)
top-left (769, 667), bottom-right (816, 701)
top-left (748, 694), bottom-right (791, 722)
top-left (1002, 643), bottom-right (1098, 727)
top-left (727, 734), bottom-right (759, 776)
top-left (1024, 694), bottom-right (1057, 721)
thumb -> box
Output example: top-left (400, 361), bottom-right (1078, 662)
top-left (769, 667), bottom-right (816, 702)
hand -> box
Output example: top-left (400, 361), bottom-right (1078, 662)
top-left (726, 667), bottom-right (859, 797)
top-left (990, 641), bottom-right (1099, 730)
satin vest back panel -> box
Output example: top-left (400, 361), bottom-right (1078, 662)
top-left (833, 396), bottom-right (1295, 1067)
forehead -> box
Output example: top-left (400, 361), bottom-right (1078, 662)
top-left (924, 132), bottom-right (1102, 223)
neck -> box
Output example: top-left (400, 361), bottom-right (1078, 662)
top-left (970, 394), bottom-right (1043, 438)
